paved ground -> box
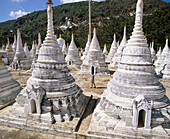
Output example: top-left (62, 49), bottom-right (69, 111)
top-left (0, 67), bottom-right (169, 139)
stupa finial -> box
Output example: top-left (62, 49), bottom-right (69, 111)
top-left (114, 33), bottom-right (116, 42)
top-left (59, 33), bottom-right (61, 38)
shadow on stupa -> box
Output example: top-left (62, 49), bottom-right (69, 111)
top-left (75, 95), bottom-right (98, 132)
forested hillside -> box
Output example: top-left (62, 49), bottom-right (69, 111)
top-left (0, 0), bottom-right (169, 51)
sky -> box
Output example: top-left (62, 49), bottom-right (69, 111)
top-left (0, 0), bottom-right (169, 23)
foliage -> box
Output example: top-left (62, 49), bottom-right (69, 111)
top-left (0, 0), bottom-right (169, 51)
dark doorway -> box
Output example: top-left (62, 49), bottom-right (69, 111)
top-left (91, 66), bottom-right (95, 75)
top-left (31, 99), bottom-right (37, 113)
top-left (138, 109), bottom-right (145, 128)
top-left (69, 61), bottom-right (72, 65)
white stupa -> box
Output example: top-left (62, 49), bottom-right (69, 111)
top-left (32, 32), bottom-right (42, 67)
top-left (9, 28), bottom-right (31, 70)
top-left (30, 41), bottom-right (36, 61)
top-left (0, 58), bottom-right (21, 109)
top-left (88, 0), bottom-right (170, 138)
top-left (155, 38), bottom-right (169, 75)
top-left (24, 42), bottom-right (31, 60)
top-left (62, 43), bottom-right (67, 57)
top-left (103, 44), bottom-right (108, 56)
top-left (106, 33), bottom-right (117, 63)
top-left (65, 33), bottom-right (82, 67)
top-left (0, 1), bottom-right (88, 135)
top-left (154, 46), bottom-right (162, 67)
top-left (162, 50), bottom-right (170, 79)
top-left (79, 27), bottom-right (108, 75)
top-left (57, 34), bottom-right (65, 48)
top-left (5, 38), bottom-right (15, 65)
top-left (12, 34), bottom-right (17, 52)
top-left (81, 34), bottom-right (91, 61)
top-left (150, 41), bottom-right (156, 62)
top-left (110, 25), bottom-right (127, 68)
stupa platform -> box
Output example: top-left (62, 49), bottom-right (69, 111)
top-left (87, 99), bottom-right (170, 139)
top-left (0, 94), bottom-right (90, 138)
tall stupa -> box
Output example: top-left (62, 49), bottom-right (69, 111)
top-left (88, 0), bottom-right (170, 138)
top-left (9, 28), bottom-right (31, 70)
top-left (106, 33), bottom-right (117, 63)
top-left (5, 38), bottom-right (15, 65)
top-left (79, 28), bottom-right (108, 75)
top-left (103, 44), bottom-right (108, 56)
top-left (0, 1), bottom-right (88, 134)
top-left (65, 33), bottom-right (82, 67)
top-left (110, 25), bottom-right (127, 68)
top-left (0, 57), bottom-right (21, 109)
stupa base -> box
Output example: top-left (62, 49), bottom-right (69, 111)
top-left (87, 99), bottom-right (170, 139)
top-left (0, 95), bottom-right (90, 138)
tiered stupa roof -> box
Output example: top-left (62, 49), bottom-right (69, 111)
top-left (0, 57), bottom-right (21, 109)
top-left (88, 0), bottom-right (169, 137)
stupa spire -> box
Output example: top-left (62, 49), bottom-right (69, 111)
top-left (81, 34), bottom-right (91, 61)
top-left (106, 33), bottom-right (117, 63)
top-left (12, 34), bottom-right (17, 52)
top-left (37, 31), bottom-right (42, 50)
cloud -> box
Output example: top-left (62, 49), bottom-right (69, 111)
top-left (11, 0), bottom-right (24, 2)
top-left (60, 0), bottom-right (105, 4)
top-left (9, 10), bottom-right (29, 18)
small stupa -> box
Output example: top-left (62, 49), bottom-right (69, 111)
top-left (24, 42), bottom-right (31, 60)
top-left (12, 34), bottom-right (17, 52)
top-left (150, 41), bottom-right (156, 62)
top-left (65, 33), bottom-right (82, 67)
top-left (30, 41), bottom-right (36, 61)
top-left (162, 51), bottom-right (170, 79)
top-left (110, 25), bottom-right (127, 68)
top-left (9, 27), bottom-right (31, 70)
top-left (81, 34), bottom-right (91, 61)
top-left (79, 27), bottom-right (108, 75)
top-left (5, 38), bottom-right (15, 65)
top-left (32, 31), bottom-right (42, 68)
top-left (154, 46), bottom-right (162, 67)
top-left (106, 33), bottom-right (117, 63)
top-left (0, 1), bottom-right (88, 135)
top-left (88, 0), bottom-right (170, 138)
top-left (103, 44), bottom-right (108, 56)
top-left (155, 38), bottom-right (169, 74)
top-left (0, 57), bottom-right (21, 109)
top-left (57, 34), bottom-right (65, 48)
top-left (62, 43), bottom-right (67, 57)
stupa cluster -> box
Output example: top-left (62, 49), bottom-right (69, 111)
top-left (0, 0), bottom-right (169, 138)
